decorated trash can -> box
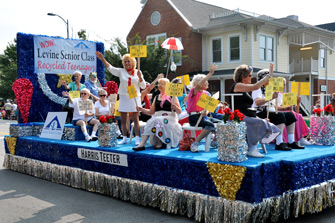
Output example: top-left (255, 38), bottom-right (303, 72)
top-left (216, 109), bottom-right (248, 162)
top-left (98, 116), bottom-right (118, 147)
top-left (310, 115), bottom-right (335, 146)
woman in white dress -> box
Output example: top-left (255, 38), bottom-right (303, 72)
top-left (96, 52), bottom-right (146, 145)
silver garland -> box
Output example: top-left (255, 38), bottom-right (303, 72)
top-left (4, 154), bottom-right (335, 222)
top-left (98, 123), bottom-right (118, 147)
top-left (37, 73), bottom-right (68, 106)
top-left (216, 121), bottom-right (248, 162)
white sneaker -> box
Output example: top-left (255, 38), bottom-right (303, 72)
top-left (118, 138), bottom-right (128, 145)
top-left (299, 138), bottom-right (312, 146)
top-left (191, 142), bottom-right (199, 153)
top-left (247, 150), bottom-right (265, 158)
top-left (135, 137), bottom-right (141, 145)
top-left (85, 135), bottom-right (92, 142)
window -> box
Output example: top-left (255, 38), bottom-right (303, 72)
top-left (259, 35), bottom-right (274, 62)
top-left (146, 33), bottom-right (166, 54)
top-left (211, 37), bottom-right (222, 63)
top-left (320, 49), bottom-right (326, 68)
top-left (229, 35), bottom-right (240, 61)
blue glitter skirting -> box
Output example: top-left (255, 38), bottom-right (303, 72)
top-left (4, 134), bottom-right (335, 204)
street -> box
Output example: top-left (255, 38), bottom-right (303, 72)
top-left (1, 119), bottom-right (335, 222)
top-left (0, 120), bottom-right (194, 223)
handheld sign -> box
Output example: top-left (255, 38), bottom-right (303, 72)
top-left (127, 85), bottom-right (138, 107)
top-left (265, 85), bottom-right (274, 101)
top-left (195, 93), bottom-right (220, 127)
top-left (197, 93), bottom-right (220, 113)
top-left (165, 82), bottom-right (183, 97)
top-left (78, 100), bottom-right (93, 112)
top-left (282, 92), bottom-right (297, 107)
top-left (78, 100), bottom-right (93, 124)
top-left (127, 85), bottom-right (137, 99)
top-left (69, 91), bottom-right (80, 99)
top-left (269, 77), bottom-right (284, 92)
top-left (130, 45), bottom-right (147, 58)
top-left (291, 82), bottom-right (310, 96)
top-left (176, 74), bottom-right (191, 86)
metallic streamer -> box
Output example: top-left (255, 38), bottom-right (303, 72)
top-left (216, 121), bottom-right (248, 162)
top-left (37, 73), bottom-right (67, 106)
top-left (5, 154), bottom-right (335, 222)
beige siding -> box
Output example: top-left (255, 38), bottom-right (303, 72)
top-left (276, 35), bottom-right (289, 73)
top-left (326, 50), bottom-right (335, 79)
top-left (202, 27), bottom-right (254, 71)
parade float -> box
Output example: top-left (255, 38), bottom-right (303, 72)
top-left (3, 33), bottom-right (335, 223)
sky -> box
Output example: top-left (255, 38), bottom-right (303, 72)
top-left (1, 0), bottom-right (334, 55)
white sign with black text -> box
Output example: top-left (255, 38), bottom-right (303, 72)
top-left (40, 112), bottom-right (67, 140)
top-left (77, 148), bottom-right (128, 167)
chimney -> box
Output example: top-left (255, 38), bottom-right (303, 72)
top-left (287, 15), bottom-right (299, 21)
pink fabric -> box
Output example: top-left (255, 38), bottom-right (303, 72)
top-left (282, 111), bottom-right (310, 143)
top-left (160, 92), bottom-right (172, 108)
top-left (187, 87), bottom-right (203, 112)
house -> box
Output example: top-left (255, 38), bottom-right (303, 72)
top-left (127, 0), bottom-right (335, 115)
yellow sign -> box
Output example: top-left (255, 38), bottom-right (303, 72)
top-left (291, 82), bottom-right (310, 96)
top-left (265, 85), bottom-right (274, 101)
top-left (269, 77), bottom-right (284, 92)
top-left (130, 45), bottom-right (147, 58)
top-left (282, 92), bottom-right (297, 107)
top-left (196, 93), bottom-right (220, 113)
top-left (165, 82), bottom-right (183, 97)
top-left (300, 82), bottom-right (310, 96)
top-left (69, 91), bottom-right (80, 99)
top-left (176, 74), bottom-right (191, 86)
top-left (127, 85), bottom-right (137, 99)
top-left (78, 100), bottom-right (93, 111)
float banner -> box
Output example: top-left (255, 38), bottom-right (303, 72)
top-left (77, 148), bottom-right (128, 167)
top-left (34, 36), bottom-right (96, 75)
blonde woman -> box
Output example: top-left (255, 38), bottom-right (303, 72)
top-left (96, 52), bottom-right (146, 145)
top-left (133, 78), bottom-right (182, 151)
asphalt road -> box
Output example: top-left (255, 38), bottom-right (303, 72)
top-left (0, 119), bottom-right (335, 223)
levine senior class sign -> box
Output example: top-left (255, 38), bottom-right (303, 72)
top-left (34, 36), bottom-right (96, 75)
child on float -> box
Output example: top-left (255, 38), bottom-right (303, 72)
top-left (62, 88), bottom-right (99, 142)
top-left (187, 64), bottom-right (218, 152)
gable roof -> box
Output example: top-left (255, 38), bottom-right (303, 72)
top-left (169, 0), bottom-right (232, 29)
top-left (317, 23), bottom-right (335, 32)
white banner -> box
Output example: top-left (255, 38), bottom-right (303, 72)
top-left (34, 36), bottom-right (96, 75)
top-left (77, 148), bottom-right (128, 167)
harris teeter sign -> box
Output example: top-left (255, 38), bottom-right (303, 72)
top-left (34, 36), bottom-right (96, 75)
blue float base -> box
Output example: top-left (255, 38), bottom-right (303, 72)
top-left (4, 133), bottom-right (335, 204)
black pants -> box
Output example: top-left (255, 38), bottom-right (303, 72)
top-left (257, 110), bottom-right (296, 126)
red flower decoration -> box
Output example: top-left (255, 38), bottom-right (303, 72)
top-left (222, 108), bottom-right (245, 123)
top-left (104, 81), bottom-right (118, 96)
top-left (12, 78), bottom-right (33, 123)
top-left (99, 116), bottom-right (107, 123)
top-left (313, 108), bottom-right (322, 116)
top-left (229, 114), bottom-right (234, 121)
top-left (324, 104), bottom-right (334, 115)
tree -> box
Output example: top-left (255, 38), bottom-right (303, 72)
top-left (77, 29), bottom-right (87, 40)
top-left (103, 35), bottom-right (168, 86)
top-left (0, 39), bottom-right (17, 100)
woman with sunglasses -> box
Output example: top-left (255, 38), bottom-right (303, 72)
top-left (62, 88), bottom-right (99, 142)
top-left (96, 51), bottom-right (146, 145)
top-left (230, 64), bottom-right (280, 158)
top-left (94, 89), bottom-right (110, 118)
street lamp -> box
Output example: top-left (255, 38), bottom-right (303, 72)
top-left (47, 13), bottom-right (69, 38)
